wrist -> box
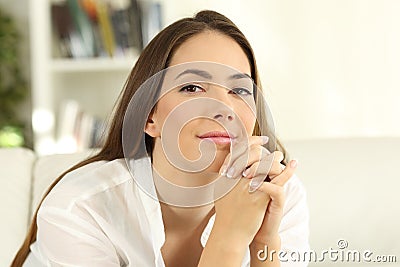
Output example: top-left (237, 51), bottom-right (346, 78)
top-left (211, 216), bottom-right (254, 248)
top-left (211, 217), bottom-right (250, 253)
top-left (250, 235), bottom-right (281, 251)
top-left (198, 220), bottom-right (249, 267)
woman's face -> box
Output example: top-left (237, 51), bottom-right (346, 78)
top-left (146, 31), bottom-right (256, 173)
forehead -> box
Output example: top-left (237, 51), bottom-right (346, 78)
top-left (168, 31), bottom-right (252, 76)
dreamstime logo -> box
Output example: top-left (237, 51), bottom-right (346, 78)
top-left (337, 239), bottom-right (348, 249)
top-left (122, 61), bottom-right (277, 207)
top-left (257, 239), bottom-right (398, 263)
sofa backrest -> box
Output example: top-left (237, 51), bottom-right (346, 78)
top-left (285, 137), bottom-right (400, 265)
top-left (0, 148), bottom-right (95, 267)
top-left (0, 148), bottom-right (35, 267)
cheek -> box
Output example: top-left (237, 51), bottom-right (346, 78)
top-left (178, 120), bottom-right (202, 161)
top-left (153, 98), bottom-right (179, 127)
top-left (242, 113), bottom-right (256, 134)
top-left (235, 102), bottom-right (257, 135)
top-left (155, 97), bottom-right (200, 140)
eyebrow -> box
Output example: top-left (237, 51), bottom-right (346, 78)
top-left (175, 69), bottom-right (212, 80)
top-left (175, 69), bottom-right (252, 80)
top-left (228, 73), bottom-right (252, 80)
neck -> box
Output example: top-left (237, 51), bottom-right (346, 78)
top-left (151, 138), bottom-right (223, 233)
top-left (160, 202), bottom-right (215, 234)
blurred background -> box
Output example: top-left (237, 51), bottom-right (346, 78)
top-left (1, 0), bottom-right (399, 155)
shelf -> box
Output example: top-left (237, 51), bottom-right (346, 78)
top-left (50, 57), bottom-right (138, 72)
top-left (31, 0), bottom-right (145, 155)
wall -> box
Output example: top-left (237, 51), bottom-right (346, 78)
top-left (162, 0), bottom-right (400, 141)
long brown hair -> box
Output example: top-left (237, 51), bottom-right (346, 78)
top-left (11, 10), bottom-right (287, 266)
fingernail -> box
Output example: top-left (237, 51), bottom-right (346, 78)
top-left (220, 165), bottom-right (228, 176)
top-left (290, 159), bottom-right (298, 168)
top-left (249, 179), bottom-right (260, 192)
top-left (261, 136), bottom-right (269, 144)
top-left (226, 166), bottom-right (235, 178)
top-left (242, 169), bottom-right (250, 177)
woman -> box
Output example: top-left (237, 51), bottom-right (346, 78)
top-left (12, 10), bottom-right (309, 267)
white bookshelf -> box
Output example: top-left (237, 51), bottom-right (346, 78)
top-left (50, 58), bottom-right (136, 72)
top-left (30, 0), bottom-right (138, 155)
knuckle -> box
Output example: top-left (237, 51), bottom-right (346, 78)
top-left (269, 167), bottom-right (280, 177)
top-left (248, 146), bottom-right (263, 162)
top-left (285, 165), bottom-right (295, 176)
top-left (273, 151), bottom-right (284, 162)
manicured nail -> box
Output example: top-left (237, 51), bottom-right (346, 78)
top-left (249, 179), bottom-right (260, 192)
top-left (290, 159), bottom-right (298, 168)
top-left (226, 166), bottom-right (235, 178)
top-left (242, 169), bottom-right (250, 177)
top-left (220, 165), bottom-right (228, 176)
top-left (261, 136), bottom-right (269, 144)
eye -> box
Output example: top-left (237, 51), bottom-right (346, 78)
top-left (229, 87), bottom-right (253, 96)
top-left (179, 84), bottom-right (205, 93)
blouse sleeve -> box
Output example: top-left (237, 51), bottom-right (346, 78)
top-left (35, 206), bottom-right (121, 266)
top-left (279, 174), bottom-right (310, 267)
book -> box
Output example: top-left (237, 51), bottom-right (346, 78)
top-left (51, 0), bottom-right (156, 58)
top-left (128, 0), bottom-right (143, 50)
top-left (90, 117), bottom-right (106, 148)
top-left (80, 0), bottom-right (106, 57)
top-left (51, 3), bottom-right (75, 57)
top-left (140, 1), bottom-right (162, 47)
top-left (57, 99), bottom-right (80, 153)
top-left (57, 99), bottom-right (104, 153)
top-left (109, 0), bottom-right (136, 57)
top-left (66, 0), bottom-right (97, 57)
top-left (96, 0), bottom-right (117, 57)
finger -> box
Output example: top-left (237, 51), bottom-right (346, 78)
top-left (269, 151), bottom-right (284, 178)
top-left (227, 145), bottom-right (272, 179)
top-left (248, 174), bottom-right (270, 193)
top-left (254, 182), bottom-right (285, 207)
top-left (271, 159), bottom-right (298, 187)
top-left (268, 163), bottom-right (285, 180)
top-left (242, 161), bottom-right (262, 179)
top-left (219, 135), bottom-right (269, 176)
top-left (225, 135), bottom-right (271, 177)
top-left (242, 151), bottom-right (283, 179)
top-left (242, 154), bottom-right (274, 179)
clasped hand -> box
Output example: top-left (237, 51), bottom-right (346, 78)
top-left (214, 136), bottom-right (297, 247)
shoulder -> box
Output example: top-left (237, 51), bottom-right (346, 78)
top-left (283, 173), bottom-right (307, 199)
top-left (41, 158), bottom-right (133, 210)
top-left (278, 174), bottom-right (310, 258)
top-left (281, 173), bottom-right (309, 227)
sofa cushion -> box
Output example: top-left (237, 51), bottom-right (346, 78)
top-left (0, 148), bottom-right (36, 266)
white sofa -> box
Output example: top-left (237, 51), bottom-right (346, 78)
top-left (1, 138), bottom-right (399, 266)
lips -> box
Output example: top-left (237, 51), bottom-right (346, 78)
top-left (198, 131), bottom-right (235, 145)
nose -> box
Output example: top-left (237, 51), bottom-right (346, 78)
top-left (210, 87), bottom-right (235, 122)
top-left (213, 108), bottom-right (234, 121)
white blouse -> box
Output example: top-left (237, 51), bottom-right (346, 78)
top-left (24, 157), bottom-right (309, 267)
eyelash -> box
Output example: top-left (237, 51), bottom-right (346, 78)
top-left (179, 84), bottom-right (205, 93)
top-left (229, 87), bottom-right (253, 96)
top-left (179, 84), bottom-right (253, 96)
